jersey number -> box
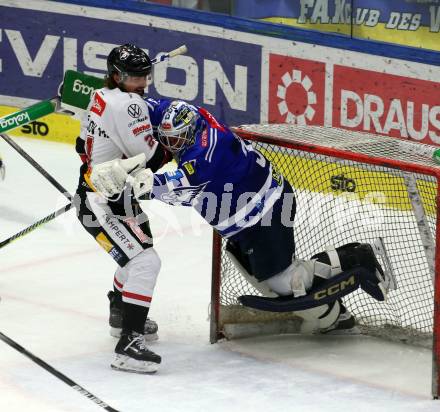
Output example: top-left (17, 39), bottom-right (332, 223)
top-left (239, 139), bottom-right (266, 167)
top-left (144, 135), bottom-right (155, 148)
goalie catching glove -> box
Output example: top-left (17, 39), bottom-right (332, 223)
top-left (90, 153), bottom-right (154, 199)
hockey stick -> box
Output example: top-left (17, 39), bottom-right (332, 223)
top-left (0, 133), bottom-right (74, 250)
top-left (151, 45), bottom-right (187, 65)
top-left (0, 99), bottom-right (59, 135)
top-left (0, 331), bottom-right (120, 412)
top-left (0, 45), bottom-right (189, 247)
top-left (62, 45), bottom-right (188, 113)
top-left (1, 133), bottom-right (72, 201)
top-left (0, 203), bottom-right (73, 250)
top-left (0, 44), bottom-right (189, 134)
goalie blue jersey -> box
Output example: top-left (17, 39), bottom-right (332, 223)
top-left (150, 107), bottom-right (285, 238)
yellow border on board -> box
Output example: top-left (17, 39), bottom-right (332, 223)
top-left (262, 18), bottom-right (440, 52)
top-left (0, 106), bottom-right (80, 145)
top-left (263, 149), bottom-right (437, 216)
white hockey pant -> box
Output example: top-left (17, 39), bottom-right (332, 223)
top-left (113, 247), bottom-right (161, 308)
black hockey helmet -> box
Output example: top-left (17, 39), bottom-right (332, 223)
top-left (107, 43), bottom-right (152, 78)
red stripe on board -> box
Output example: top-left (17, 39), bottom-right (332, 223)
top-left (122, 291), bottom-right (152, 303)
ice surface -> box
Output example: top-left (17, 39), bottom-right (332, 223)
top-left (0, 137), bottom-right (438, 411)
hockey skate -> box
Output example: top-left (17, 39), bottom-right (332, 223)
top-left (111, 332), bottom-right (161, 374)
top-left (313, 239), bottom-right (396, 302)
top-left (108, 291), bottom-right (158, 341)
top-left (354, 239), bottom-right (397, 301)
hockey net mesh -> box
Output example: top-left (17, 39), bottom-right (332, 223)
top-left (215, 125), bottom-right (437, 346)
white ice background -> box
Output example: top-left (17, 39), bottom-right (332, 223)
top-left (0, 137), bottom-right (437, 412)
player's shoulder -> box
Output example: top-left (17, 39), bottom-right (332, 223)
top-left (143, 97), bottom-right (172, 118)
top-left (97, 88), bottom-right (147, 114)
top-left (194, 119), bottom-right (233, 164)
top-left (184, 126), bottom-right (218, 164)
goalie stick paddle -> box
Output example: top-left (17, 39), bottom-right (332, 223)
top-left (238, 267), bottom-right (366, 313)
top-left (0, 331), bottom-right (120, 412)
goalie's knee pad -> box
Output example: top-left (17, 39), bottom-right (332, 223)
top-left (267, 242), bottom-right (387, 301)
top-left (265, 245), bottom-right (344, 298)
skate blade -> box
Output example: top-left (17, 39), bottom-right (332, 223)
top-left (318, 326), bottom-right (361, 336)
top-left (372, 237), bottom-right (397, 291)
top-left (110, 327), bottom-right (159, 342)
top-left (111, 355), bottom-right (159, 374)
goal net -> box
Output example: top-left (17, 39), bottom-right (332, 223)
top-left (209, 124), bottom-right (440, 398)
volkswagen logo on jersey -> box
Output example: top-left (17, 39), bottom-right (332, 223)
top-left (127, 104), bottom-right (142, 118)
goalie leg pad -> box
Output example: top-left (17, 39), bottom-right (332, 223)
top-left (239, 242), bottom-right (388, 313)
top-left (227, 246), bottom-right (341, 332)
top-left (296, 300), bottom-right (341, 333)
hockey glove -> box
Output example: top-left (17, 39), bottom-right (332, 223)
top-left (90, 153), bottom-right (146, 199)
top-left (128, 168), bottom-right (154, 200)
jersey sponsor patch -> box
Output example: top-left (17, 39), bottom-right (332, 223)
top-left (132, 123), bottom-right (151, 136)
top-left (127, 103), bottom-right (142, 118)
top-left (128, 115), bottom-right (148, 128)
top-left (87, 120), bottom-right (109, 138)
top-left (96, 232), bottom-right (113, 252)
top-left (123, 217), bottom-right (153, 244)
top-left (109, 247), bottom-right (124, 264)
top-left (183, 160), bottom-right (196, 175)
top-left (201, 129), bottom-right (208, 147)
top-left (90, 93), bottom-right (106, 116)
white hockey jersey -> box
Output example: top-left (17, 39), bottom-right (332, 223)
top-left (80, 88), bottom-right (160, 167)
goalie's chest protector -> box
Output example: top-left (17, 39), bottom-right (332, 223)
top-left (81, 88), bottom-right (159, 166)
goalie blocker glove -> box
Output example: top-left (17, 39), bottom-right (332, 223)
top-left (240, 243), bottom-right (390, 313)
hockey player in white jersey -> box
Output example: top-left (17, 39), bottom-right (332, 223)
top-left (74, 44), bottom-right (172, 373)
top-left (90, 101), bottom-right (393, 335)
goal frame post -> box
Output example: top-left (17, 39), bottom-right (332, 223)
top-left (209, 125), bottom-right (440, 399)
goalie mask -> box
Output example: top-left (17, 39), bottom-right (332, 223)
top-left (158, 101), bottom-right (201, 153)
top-left (107, 43), bottom-right (152, 89)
